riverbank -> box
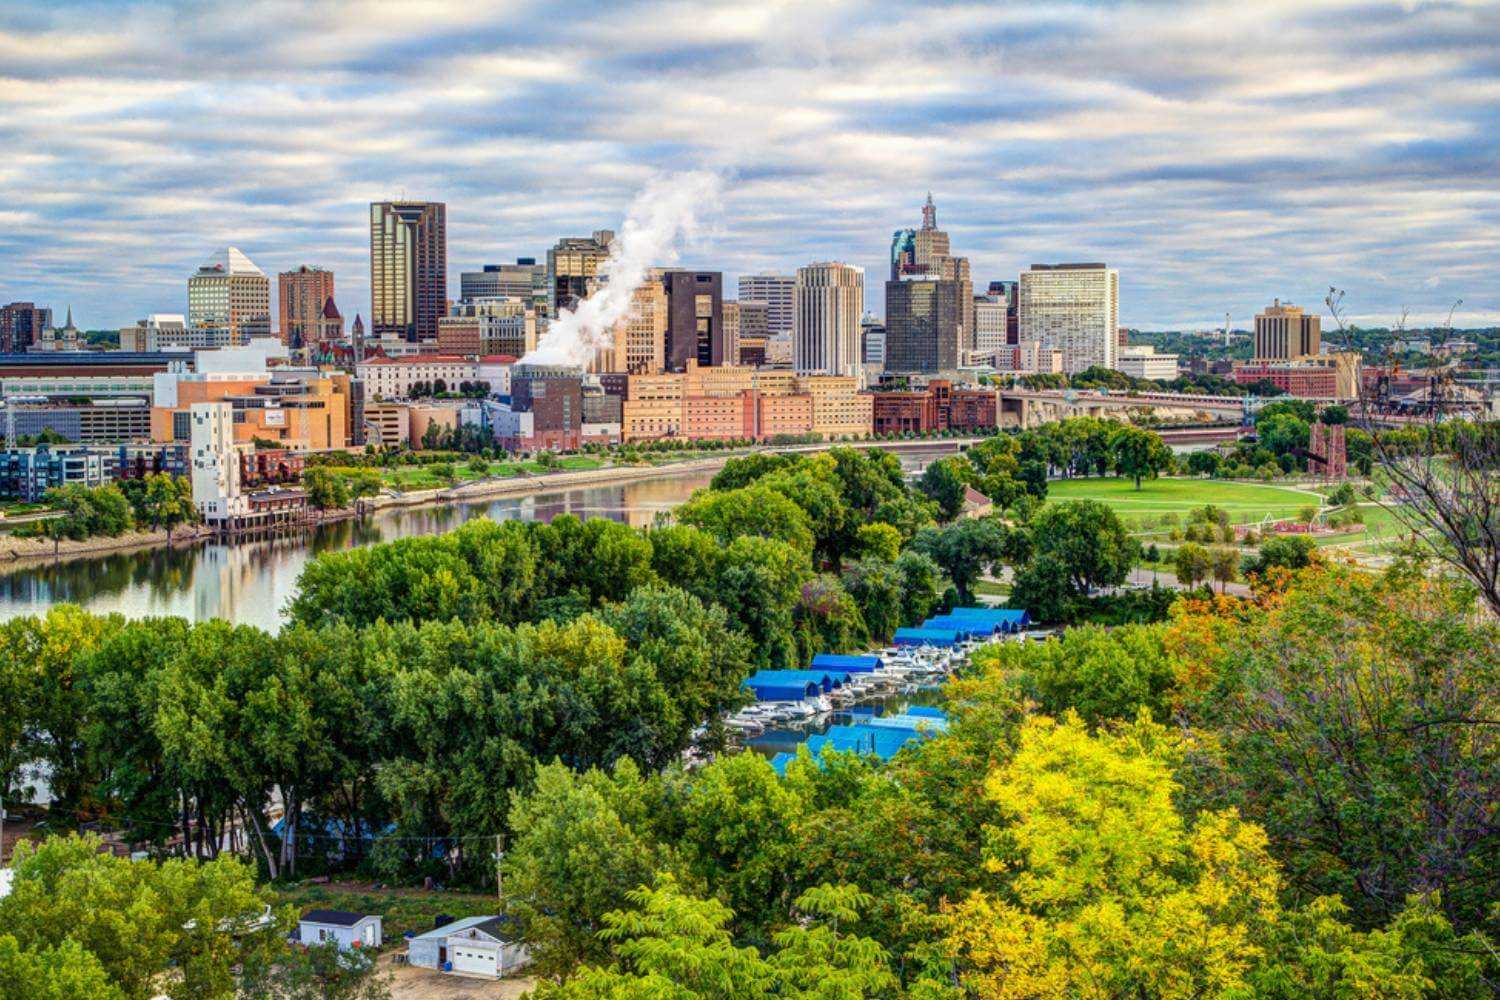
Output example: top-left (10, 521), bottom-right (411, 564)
top-left (0, 438), bottom-right (974, 571)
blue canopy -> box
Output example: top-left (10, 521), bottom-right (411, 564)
top-left (869, 713), bottom-right (949, 732)
top-left (804, 723), bottom-right (930, 761)
top-left (946, 607), bottom-right (1032, 631)
top-left (811, 653), bottom-right (881, 673)
top-left (742, 669), bottom-right (852, 700)
top-left (921, 616), bottom-right (989, 638)
top-left (906, 706), bottom-right (947, 720)
top-left (893, 627), bottom-right (962, 647)
top-left (769, 752), bottom-right (798, 777)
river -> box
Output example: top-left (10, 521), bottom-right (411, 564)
top-left (0, 446), bottom-right (960, 630)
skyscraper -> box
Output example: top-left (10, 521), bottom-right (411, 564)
top-left (1018, 263), bottom-right (1119, 374)
top-left (793, 262), bottom-right (865, 383)
top-left (885, 277), bottom-right (962, 373)
top-left (889, 195), bottom-right (972, 348)
top-left (736, 274), bottom-right (795, 336)
top-left (0, 302), bottom-right (52, 353)
top-left (461, 259), bottom-right (548, 312)
top-left (370, 201), bottom-right (447, 343)
top-left (661, 271), bottom-right (725, 370)
top-left (1254, 299), bottom-right (1321, 360)
top-left (188, 247), bottom-right (271, 345)
top-left (547, 232), bottom-right (614, 316)
top-left (279, 265), bottom-right (335, 347)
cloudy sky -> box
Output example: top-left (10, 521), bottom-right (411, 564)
top-left (2, 0), bottom-right (1498, 332)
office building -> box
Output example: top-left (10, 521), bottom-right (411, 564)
top-left (461, 260), bottom-right (548, 313)
top-left (889, 195), bottom-right (971, 347)
top-left (188, 247), bottom-right (271, 345)
top-left (0, 303), bottom-right (52, 353)
top-left (1116, 345), bottom-right (1180, 381)
top-left (793, 262), bottom-right (864, 383)
top-left (662, 270), bottom-right (725, 370)
top-left (438, 299), bottom-right (538, 358)
top-left (1232, 352), bottom-right (1360, 398)
top-left (736, 274), bottom-right (795, 336)
top-left (595, 277), bottom-right (668, 374)
top-left (619, 360), bottom-right (869, 442)
top-left (723, 299), bottom-right (769, 369)
top-left (278, 266), bottom-right (335, 347)
top-left (1018, 263), bottom-right (1119, 374)
top-left (884, 277), bottom-right (962, 373)
top-left (370, 201), bottom-right (447, 343)
top-left (991, 341), bottom-right (1065, 374)
top-left (356, 355), bottom-right (480, 401)
top-left (987, 280), bottom-right (1020, 344)
top-left (974, 294), bottom-right (1009, 356)
top-left (1254, 299), bottom-right (1321, 360)
top-left (547, 231), bottom-right (615, 316)
top-left (861, 317), bottom-right (886, 368)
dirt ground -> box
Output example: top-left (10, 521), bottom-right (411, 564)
top-left (382, 953), bottom-right (536, 1000)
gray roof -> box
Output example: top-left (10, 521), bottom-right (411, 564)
top-left (410, 914), bottom-right (510, 942)
top-left (301, 909), bottom-right (375, 927)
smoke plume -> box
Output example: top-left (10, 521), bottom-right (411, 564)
top-left (521, 171), bottom-right (723, 367)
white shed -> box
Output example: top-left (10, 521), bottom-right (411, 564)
top-left (299, 909), bottom-right (382, 951)
top-left (406, 915), bottom-right (529, 979)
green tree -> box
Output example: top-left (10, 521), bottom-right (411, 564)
top-left (853, 522), bottom-right (901, 562)
top-left (1186, 449), bottom-right (1221, 477)
top-left (917, 456), bottom-right (976, 520)
top-left (1109, 424), bottom-right (1173, 490)
top-left (241, 940), bottom-right (390, 1000)
top-left (1173, 541), bottom-right (1211, 587)
top-left (678, 484), bottom-right (815, 555)
top-left (1245, 534), bottom-right (1319, 574)
top-left (909, 517), bottom-right (1010, 604)
top-left (301, 467), bottom-right (351, 512)
top-left (139, 473), bottom-right (196, 543)
top-left (1209, 544), bottom-right (1239, 593)
top-left (1012, 500), bottom-right (1139, 619)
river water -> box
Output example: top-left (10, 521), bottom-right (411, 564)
top-left (0, 446), bottom-right (961, 630)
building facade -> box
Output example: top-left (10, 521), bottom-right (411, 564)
top-left (662, 271), bottom-right (725, 370)
top-left (1018, 263), bottom-right (1119, 374)
top-left (460, 260), bottom-right (547, 312)
top-left (618, 361), bottom-right (868, 442)
top-left (278, 266), bottom-right (335, 347)
top-left (356, 355), bottom-right (480, 400)
top-left (793, 262), bottom-right (865, 384)
top-left (884, 278), bottom-right (962, 373)
top-left (1, 303), bottom-right (52, 353)
top-left (736, 274), bottom-right (795, 337)
top-left (1253, 299), bottom-right (1321, 360)
top-left (188, 248), bottom-right (271, 345)
top-left (370, 201), bottom-right (447, 343)
top-left (1116, 345), bottom-right (1179, 381)
top-left (870, 380), bottom-right (997, 436)
top-left (974, 294), bottom-right (1008, 356)
top-left (547, 232), bottom-right (614, 316)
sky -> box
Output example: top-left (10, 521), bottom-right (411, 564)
top-left (1, 0), bottom-right (1498, 333)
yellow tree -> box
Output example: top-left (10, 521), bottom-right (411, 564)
top-left (941, 712), bottom-right (1281, 999)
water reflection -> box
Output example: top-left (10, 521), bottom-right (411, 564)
top-left (0, 445), bottom-right (961, 631)
top-left (0, 472), bottom-right (715, 630)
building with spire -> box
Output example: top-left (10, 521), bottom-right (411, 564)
top-left (35, 307), bottom-right (82, 352)
top-left (885, 194), bottom-right (972, 369)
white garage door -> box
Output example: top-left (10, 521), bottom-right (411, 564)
top-left (451, 944), bottom-right (497, 977)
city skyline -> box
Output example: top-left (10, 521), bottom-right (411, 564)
top-left (2, 1), bottom-right (1498, 331)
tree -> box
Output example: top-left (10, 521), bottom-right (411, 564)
top-left (1208, 544), bottom-right (1239, 593)
top-left (241, 940), bottom-right (390, 1000)
top-left (1245, 534), bottom-right (1319, 575)
top-left (502, 761), bottom-right (683, 976)
top-left (909, 517), bottom-right (1010, 604)
top-left (1013, 500), bottom-right (1138, 609)
top-left (678, 484), bottom-right (815, 555)
top-left (301, 467), bottom-right (351, 512)
top-left (1191, 568), bottom-right (1500, 931)
top-left (0, 834), bottom-right (281, 1000)
top-left (139, 473), bottom-right (196, 543)
top-left (939, 713), bottom-right (1283, 999)
top-left (853, 523), bottom-right (901, 562)
top-left (1109, 424), bottom-right (1173, 490)
top-left (1173, 541), bottom-right (1210, 587)
top-left (466, 455), bottom-right (489, 478)
top-left (1186, 450), bottom-right (1222, 477)
top-left (916, 456), bottom-right (975, 520)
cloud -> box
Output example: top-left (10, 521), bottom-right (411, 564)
top-left (1, 0), bottom-right (1498, 330)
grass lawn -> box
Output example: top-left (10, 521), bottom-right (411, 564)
top-left (276, 881), bottom-right (501, 951)
top-left (380, 455), bottom-right (607, 491)
top-left (1046, 477), bottom-right (1321, 531)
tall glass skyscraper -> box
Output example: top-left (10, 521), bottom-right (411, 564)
top-left (369, 201), bottom-right (447, 343)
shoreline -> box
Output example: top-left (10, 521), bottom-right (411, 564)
top-left (0, 438), bottom-right (976, 572)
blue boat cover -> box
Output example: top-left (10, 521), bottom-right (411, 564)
top-left (893, 627), bottom-right (962, 647)
top-left (906, 706), bottom-right (947, 719)
top-left (811, 653), bottom-right (881, 673)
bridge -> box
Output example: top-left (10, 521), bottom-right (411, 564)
top-left (995, 388), bottom-right (1253, 428)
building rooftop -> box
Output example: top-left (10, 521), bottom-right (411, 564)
top-left (196, 246), bottom-right (265, 278)
top-left (301, 909), bottom-right (374, 927)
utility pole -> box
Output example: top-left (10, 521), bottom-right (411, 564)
top-left (501, 833), bottom-right (513, 905)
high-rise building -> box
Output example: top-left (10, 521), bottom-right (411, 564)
top-left (278, 266), bottom-right (335, 347)
top-left (889, 195), bottom-right (972, 347)
top-left (461, 259), bottom-right (548, 312)
top-left (861, 316), bottom-right (886, 368)
top-left (0, 302), bottom-right (52, 353)
top-left (793, 262), bottom-right (865, 383)
top-left (974, 294), bottom-right (1009, 356)
top-left (988, 280), bottom-right (1019, 344)
top-left (370, 201), bottom-right (447, 344)
top-left (736, 274), bottom-right (795, 336)
top-left (884, 277), bottom-right (962, 373)
top-left (662, 271), bottom-right (725, 370)
top-left (1254, 299), bottom-right (1321, 360)
top-left (188, 247), bottom-right (271, 345)
top-left (547, 231), bottom-right (615, 316)
top-left (723, 300), bottom-right (770, 367)
top-left (590, 275), bottom-right (667, 373)
top-left (1018, 263), bottom-right (1119, 374)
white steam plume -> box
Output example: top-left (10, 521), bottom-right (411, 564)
top-left (521, 170), bottom-right (724, 367)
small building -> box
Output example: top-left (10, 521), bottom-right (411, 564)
top-left (406, 915), bottom-right (530, 979)
top-left (299, 910), bottom-right (382, 951)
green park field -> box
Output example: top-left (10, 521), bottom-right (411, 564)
top-left (1044, 476), bottom-right (1320, 528)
